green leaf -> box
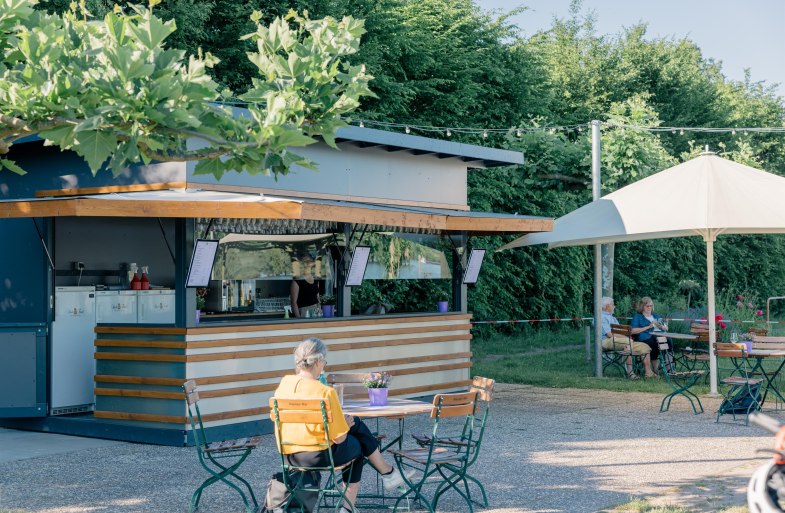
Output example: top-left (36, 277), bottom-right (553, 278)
top-left (73, 131), bottom-right (117, 173)
top-left (0, 158), bottom-right (26, 175)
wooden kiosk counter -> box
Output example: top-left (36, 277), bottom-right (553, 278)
top-left (93, 313), bottom-right (472, 440)
top-left (0, 124), bottom-right (551, 445)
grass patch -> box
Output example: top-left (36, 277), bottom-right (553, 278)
top-left (471, 326), bottom-right (711, 394)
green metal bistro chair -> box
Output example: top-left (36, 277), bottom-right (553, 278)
top-left (602, 324), bottom-right (646, 378)
top-left (183, 380), bottom-right (262, 513)
top-left (412, 376), bottom-right (495, 508)
top-left (715, 343), bottom-right (764, 425)
top-left (657, 340), bottom-right (704, 414)
top-left (269, 397), bottom-right (355, 513)
top-left (390, 391), bottom-right (479, 513)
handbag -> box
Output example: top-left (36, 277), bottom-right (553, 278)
top-left (262, 470), bottom-right (321, 513)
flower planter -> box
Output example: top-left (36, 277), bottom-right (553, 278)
top-left (368, 387), bottom-right (388, 406)
top-left (437, 300), bottom-right (449, 313)
top-left (195, 309), bottom-right (201, 325)
top-left (322, 305), bottom-right (334, 318)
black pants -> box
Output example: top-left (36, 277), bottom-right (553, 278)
top-left (285, 417), bottom-right (379, 484)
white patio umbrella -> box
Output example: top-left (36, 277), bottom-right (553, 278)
top-left (498, 151), bottom-right (785, 394)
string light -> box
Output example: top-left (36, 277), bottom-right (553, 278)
top-left (482, 130), bottom-right (488, 138)
top-left (679, 129), bottom-right (684, 135)
top-left (405, 126), bottom-right (411, 134)
top-left (515, 129), bottom-right (522, 137)
top-left (446, 129), bottom-right (452, 137)
top-left (359, 120), bottom-right (364, 128)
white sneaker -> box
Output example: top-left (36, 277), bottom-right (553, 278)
top-left (381, 467), bottom-right (417, 492)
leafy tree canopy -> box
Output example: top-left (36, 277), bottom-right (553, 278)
top-left (0, 0), bottom-right (373, 178)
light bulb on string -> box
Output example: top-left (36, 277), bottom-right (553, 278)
top-left (577, 126), bottom-right (583, 132)
top-left (405, 126), bottom-right (411, 134)
top-left (671, 129), bottom-right (676, 134)
top-left (359, 120), bottom-right (364, 128)
top-left (732, 129), bottom-right (736, 136)
top-left (679, 129), bottom-right (684, 135)
top-left (482, 130), bottom-right (488, 139)
top-left (446, 129), bottom-right (452, 137)
top-left (549, 128), bottom-right (556, 134)
top-left (515, 129), bottom-right (522, 137)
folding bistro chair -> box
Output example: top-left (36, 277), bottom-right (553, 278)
top-left (715, 343), bottom-right (764, 424)
top-left (602, 324), bottom-right (645, 378)
top-left (413, 377), bottom-right (495, 508)
top-left (656, 340), bottom-right (704, 414)
top-left (682, 322), bottom-right (711, 377)
top-left (183, 380), bottom-right (262, 513)
top-left (390, 391), bottom-right (479, 513)
top-left (269, 397), bottom-right (354, 513)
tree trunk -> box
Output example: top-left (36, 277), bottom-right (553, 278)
top-left (601, 243), bottom-right (615, 299)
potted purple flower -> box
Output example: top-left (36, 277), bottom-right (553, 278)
top-left (363, 372), bottom-right (392, 406)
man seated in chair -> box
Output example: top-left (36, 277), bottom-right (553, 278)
top-left (601, 297), bottom-right (655, 379)
top-left (273, 338), bottom-right (416, 513)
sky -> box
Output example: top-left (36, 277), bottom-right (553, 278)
top-left (476, 0), bottom-right (785, 97)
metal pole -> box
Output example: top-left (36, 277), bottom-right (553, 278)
top-left (592, 120), bottom-right (603, 377)
top-left (707, 236), bottom-right (718, 395)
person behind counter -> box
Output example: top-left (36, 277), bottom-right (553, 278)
top-left (273, 338), bottom-right (416, 512)
top-left (290, 255), bottom-right (321, 318)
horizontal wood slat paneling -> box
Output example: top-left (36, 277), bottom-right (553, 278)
top-left (95, 352), bottom-right (187, 362)
top-left (95, 339), bottom-right (188, 349)
top-left (94, 388), bottom-right (183, 399)
top-left (96, 326), bottom-right (187, 335)
top-left (94, 406), bottom-right (269, 424)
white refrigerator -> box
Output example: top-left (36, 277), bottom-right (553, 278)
top-left (137, 290), bottom-right (176, 324)
top-left (51, 286), bottom-right (96, 414)
top-left (95, 290), bottom-right (138, 323)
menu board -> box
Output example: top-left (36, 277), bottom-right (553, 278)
top-left (346, 246), bottom-right (371, 287)
top-left (186, 239), bottom-right (219, 288)
top-left (462, 249), bottom-right (486, 284)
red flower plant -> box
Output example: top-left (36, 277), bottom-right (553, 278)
top-left (756, 309), bottom-right (764, 316)
top-left (736, 294), bottom-right (744, 300)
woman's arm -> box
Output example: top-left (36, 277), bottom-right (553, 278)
top-left (630, 314), bottom-right (655, 335)
top-left (290, 280), bottom-right (300, 318)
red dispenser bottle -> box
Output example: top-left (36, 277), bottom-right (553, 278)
top-left (140, 266), bottom-right (150, 290)
top-left (131, 272), bottom-right (141, 290)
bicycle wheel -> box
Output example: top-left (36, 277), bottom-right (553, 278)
top-left (748, 460), bottom-right (785, 512)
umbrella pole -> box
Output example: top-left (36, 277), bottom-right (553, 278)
top-left (707, 238), bottom-right (719, 395)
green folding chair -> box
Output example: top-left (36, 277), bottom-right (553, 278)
top-left (183, 380), bottom-right (261, 513)
top-left (412, 376), bottom-right (495, 507)
top-left (715, 343), bottom-right (764, 425)
top-left (657, 340), bottom-right (704, 414)
top-left (390, 391), bottom-right (479, 513)
top-left (269, 397), bottom-right (355, 513)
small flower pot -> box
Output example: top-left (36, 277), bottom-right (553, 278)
top-left (368, 387), bottom-right (388, 406)
top-left (437, 300), bottom-right (449, 313)
top-left (322, 305), bottom-right (334, 318)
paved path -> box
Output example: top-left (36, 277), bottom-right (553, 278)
top-left (0, 385), bottom-right (775, 513)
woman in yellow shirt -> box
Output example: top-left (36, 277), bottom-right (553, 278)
top-left (273, 338), bottom-right (415, 512)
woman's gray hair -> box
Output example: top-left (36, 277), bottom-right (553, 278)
top-left (294, 337), bottom-right (327, 370)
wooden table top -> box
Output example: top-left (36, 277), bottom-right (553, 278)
top-left (652, 331), bottom-right (698, 340)
top-left (747, 349), bottom-right (785, 358)
top-left (342, 397), bottom-right (433, 418)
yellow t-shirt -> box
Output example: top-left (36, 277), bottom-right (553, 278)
top-left (271, 374), bottom-right (349, 454)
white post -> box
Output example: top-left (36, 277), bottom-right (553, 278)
top-left (592, 120), bottom-right (603, 377)
top-left (707, 237), bottom-right (718, 395)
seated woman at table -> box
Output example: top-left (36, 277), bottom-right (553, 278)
top-left (273, 338), bottom-right (415, 512)
top-left (631, 296), bottom-right (669, 375)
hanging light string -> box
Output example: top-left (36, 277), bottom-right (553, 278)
top-left (207, 100), bottom-right (785, 137)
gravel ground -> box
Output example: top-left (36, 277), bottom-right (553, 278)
top-left (0, 384), bottom-right (777, 513)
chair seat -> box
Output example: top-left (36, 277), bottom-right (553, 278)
top-left (390, 447), bottom-right (464, 465)
top-left (205, 436), bottom-right (263, 454)
top-left (721, 376), bottom-right (764, 386)
top-left (412, 433), bottom-right (471, 448)
top-left (668, 370), bottom-right (704, 378)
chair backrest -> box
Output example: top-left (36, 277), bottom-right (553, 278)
top-left (610, 323), bottom-right (632, 338)
top-left (268, 398), bottom-right (332, 453)
top-left (690, 322), bottom-right (711, 342)
top-left (183, 380), bottom-right (209, 449)
top-left (752, 335), bottom-right (785, 350)
top-left (431, 391), bottom-right (478, 419)
top-left (715, 342), bottom-right (747, 358)
top-left (324, 372), bottom-right (372, 399)
top-left (470, 376), bottom-right (495, 402)
top-left (748, 326), bottom-right (769, 336)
